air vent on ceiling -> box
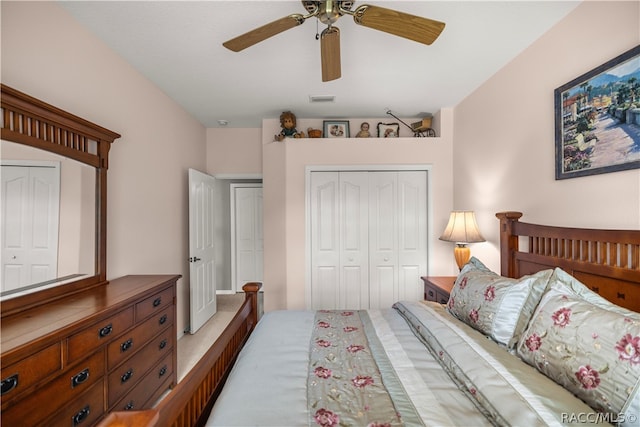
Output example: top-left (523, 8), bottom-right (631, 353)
top-left (309, 95), bottom-right (336, 103)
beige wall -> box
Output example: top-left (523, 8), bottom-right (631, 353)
top-left (206, 128), bottom-right (262, 175)
top-left (1, 1), bottom-right (207, 336)
top-left (454, 1), bottom-right (640, 273)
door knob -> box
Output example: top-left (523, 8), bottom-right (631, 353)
top-left (189, 257), bottom-right (202, 263)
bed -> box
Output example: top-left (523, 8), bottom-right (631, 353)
top-left (151, 211), bottom-right (640, 427)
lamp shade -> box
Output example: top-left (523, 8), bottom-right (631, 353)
top-left (439, 211), bottom-right (485, 244)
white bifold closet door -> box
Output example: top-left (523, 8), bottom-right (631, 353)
top-left (310, 171), bottom-right (427, 310)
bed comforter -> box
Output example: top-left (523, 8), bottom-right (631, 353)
top-left (207, 301), bottom-right (604, 426)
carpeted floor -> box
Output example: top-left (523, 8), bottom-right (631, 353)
top-left (176, 293), bottom-right (244, 381)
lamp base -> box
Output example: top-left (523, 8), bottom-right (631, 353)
top-left (453, 245), bottom-right (470, 271)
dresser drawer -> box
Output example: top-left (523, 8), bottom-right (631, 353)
top-left (67, 307), bottom-right (134, 363)
top-left (0, 342), bottom-right (61, 403)
top-left (435, 291), bottom-right (450, 304)
top-left (111, 352), bottom-right (174, 412)
top-left (107, 329), bottom-right (174, 406)
top-left (107, 307), bottom-right (174, 370)
top-left (425, 285), bottom-right (437, 301)
top-left (44, 379), bottom-right (105, 427)
top-left (135, 286), bottom-right (173, 321)
top-left (2, 350), bottom-right (105, 427)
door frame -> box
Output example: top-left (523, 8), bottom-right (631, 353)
top-left (304, 164), bottom-right (433, 309)
top-left (229, 182), bottom-right (263, 293)
top-left (213, 173), bottom-right (262, 295)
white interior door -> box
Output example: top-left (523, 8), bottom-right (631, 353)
top-left (188, 169), bottom-right (217, 334)
top-left (231, 184), bottom-right (263, 292)
top-left (309, 170), bottom-right (427, 310)
top-left (396, 171), bottom-right (428, 302)
top-left (339, 172), bottom-right (369, 309)
top-left (310, 172), bottom-right (369, 310)
top-left (310, 172), bottom-right (341, 309)
top-left (369, 172), bottom-right (398, 308)
top-left (1, 162), bottom-right (60, 292)
top-left (369, 171), bottom-right (427, 307)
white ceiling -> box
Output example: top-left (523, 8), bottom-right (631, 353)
top-left (60, 1), bottom-right (580, 128)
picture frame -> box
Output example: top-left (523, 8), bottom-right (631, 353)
top-left (377, 122), bottom-right (400, 138)
top-left (554, 45), bottom-right (640, 180)
top-left (323, 120), bottom-right (350, 138)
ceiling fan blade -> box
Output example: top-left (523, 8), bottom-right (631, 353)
top-left (223, 14), bottom-right (306, 52)
top-left (353, 5), bottom-right (445, 45)
top-left (321, 26), bottom-right (341, 82)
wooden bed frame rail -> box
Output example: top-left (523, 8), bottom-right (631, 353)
top-left (154, 282), bottom-right (262, 427)
top-left (497, 211), bottom-right (640, 312)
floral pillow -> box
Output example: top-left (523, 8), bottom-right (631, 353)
top-left (517, 268), bottom-right (640, 423)
top-left (446, 257), bottom-right (552, 348)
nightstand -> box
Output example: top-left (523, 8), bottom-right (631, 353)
top-left (421, 276), bottom-right (456, 304)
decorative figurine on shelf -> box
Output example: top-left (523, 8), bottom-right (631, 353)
top-left (275, 111), bottom-right (305, 141)
top-left (355, 122), bottom-right (371, 138)
top-left (307, 128), bottom-right (322, 138)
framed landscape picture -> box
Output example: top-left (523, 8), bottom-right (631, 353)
top-left (554, 45), bottom-right (640, 179)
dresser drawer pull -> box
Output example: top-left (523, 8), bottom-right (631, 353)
top-left (153, 297), bottom-right (162, 307)
top-left (159, 339), bottom-right (168, 350)
top-left (428, 290), bottom-right (435, 298)
top-left (159, 314), bottom-right (168, 325)
top-left (1, 374), bottom-right (18, 395)
top-left (120, 338), bottom-right (133, 352)
top-left (98, 323), bottom-right (113, 338)
top-left (121, 369), bottom-right (134, 383)
top-left (124, 400), bottom-right (135, 411)
top-left (72, 405), bottom-right (90, 426)
top-left (158, 365), bottom-right (168, 378)
top-left (71, 369), bottom-right (90, 388)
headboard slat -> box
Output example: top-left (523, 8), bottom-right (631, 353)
top-left (497, 211), bottom-right (640, 313)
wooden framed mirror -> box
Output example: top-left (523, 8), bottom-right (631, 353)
top-left (0, 84), bottom-right (120, 316)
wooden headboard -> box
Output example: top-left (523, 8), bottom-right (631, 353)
top-left (496, 211), bottom-right (640, 312)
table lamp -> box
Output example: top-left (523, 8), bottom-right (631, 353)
top-left (439, 211), bottom-right (485, 270)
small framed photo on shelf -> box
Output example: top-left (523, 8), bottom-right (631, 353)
top-left (377, 122), bottom-right (400, 138)
top-left (323, 120), bottom-right (350, 138)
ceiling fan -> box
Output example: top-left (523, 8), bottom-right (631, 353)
top-left (223, 1), bottom-right (445, 82)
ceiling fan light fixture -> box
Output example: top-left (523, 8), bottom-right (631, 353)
top-left (223, 1), bottom-right (446, 80)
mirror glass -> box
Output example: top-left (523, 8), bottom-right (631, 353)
top-left (1, 140), bottom-right (96, 299)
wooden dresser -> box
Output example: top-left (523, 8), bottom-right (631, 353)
top-left (1, 275), bottom-right (180, 427)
